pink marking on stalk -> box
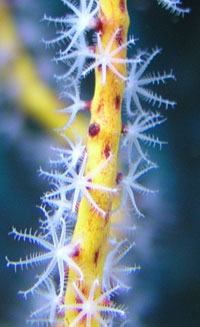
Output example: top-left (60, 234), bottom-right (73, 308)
top-left (120, 0), bottom-right (126, 12)
top-left (85, 101), bottom-right (91, 111)
top-left (116, 172), bottom-right (123, 185)
top-left (103, 143), bottom-right (111, 159)
top-left (88, 123), bottom-right (100, 137)
top-left (115, 95), bottom-right (121, 110)
top-left (121, 124), bottom-right (128, 135)
top-left (115, 27), bottom-right (123, 46)
top-left (94, 249), bottom-right (100, 267)
top-left (95, 18), bottom-right (103, 32)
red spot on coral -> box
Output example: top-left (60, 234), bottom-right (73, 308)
top-left (95, 18), bottom-right (103, 32)
top-left (97, 103), bottom-right (103, 113)
top-left (81, 286), bottom-right (88, 296)
top-left (75, 295), bottom-right (83, 312)
top-left (104, 143), bottom-right (110, 159)
top-left (89, 122), bottom-right (100, 137)
top-left (120, 0), bottom-right (126, 12)
top-left (71, 243), bottom-right (81, 257)
top-left (98, 64), bottom-right (102, 73)
top-left (116, 172), bottom-right (123, 185)
top-left (76, 295), bottom-right (82, 304)
top-left (105, 213), bottom-right (109, 224)
top-left (86, 178), bottom-right (92, 190)
top-left (85, 101), bottom-right (91, 111)
top-left (116, 27), bottom-right (123, 46)
top-left (121, 124), bottom-right (127, 135)
top-left (94, 249), bottom-right (100, 267)
top-left (115, 95), bottom-right (121, 110)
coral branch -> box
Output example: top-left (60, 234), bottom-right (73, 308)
top-left (64, 1), bottom-right (130, 326)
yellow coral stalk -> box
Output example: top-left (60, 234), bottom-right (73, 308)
top-left (0, 1), bottom-right (88, 141)
top-left (64, 0), bottom-right (129, 326)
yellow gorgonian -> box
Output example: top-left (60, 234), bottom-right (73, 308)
top-left (6, 0), bottom-right (190, 326)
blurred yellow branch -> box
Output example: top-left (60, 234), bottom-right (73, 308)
top-left (0, 1), bottom-right (88, 142)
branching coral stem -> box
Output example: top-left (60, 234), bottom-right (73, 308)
top-left (64, 1), bottom-right (130, 326)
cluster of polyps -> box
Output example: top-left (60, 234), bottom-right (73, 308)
top-left (7, 0), bottom-right (189, 326)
